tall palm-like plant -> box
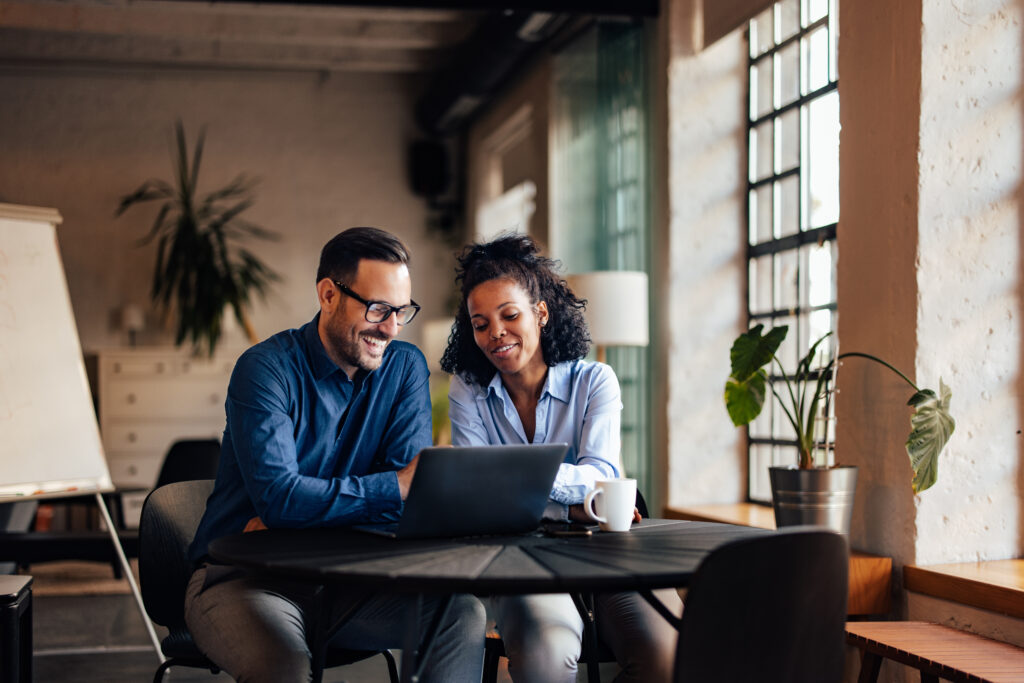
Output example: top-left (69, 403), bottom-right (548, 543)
top-left (116, 121), bottom-right (279, 356)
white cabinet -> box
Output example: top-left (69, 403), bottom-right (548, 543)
top-left (86, 348), bottom-right (241, 490)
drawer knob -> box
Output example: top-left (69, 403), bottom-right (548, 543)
top-left (126, 393), bottom-right (136, 405)
top-left (128, 465), bottom-right (137, 475)
top-left (210, 394), bottom-right (220, 404)
top-left (127, 432), bottom-right (137, 443)
top-left (156, 362), bottom-right (166, 373)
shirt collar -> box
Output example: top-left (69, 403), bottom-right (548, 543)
top-left (304, 313), bottom-right (348, 382)
top-left (484, 361), bottom-right (572, 404)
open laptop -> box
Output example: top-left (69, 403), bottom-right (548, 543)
top-left (352, 443), bottom-right (568, 539)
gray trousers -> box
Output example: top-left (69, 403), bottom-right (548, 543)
top-left (492, 588), bottom-right (683, 683)
top-left (184, 565), bottom-right (487, 683)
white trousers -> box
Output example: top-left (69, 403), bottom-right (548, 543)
top-left (492, 588), bottom-right (683, 683)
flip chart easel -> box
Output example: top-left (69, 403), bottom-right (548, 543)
top-left (0, 203), bottom-right (162, 660)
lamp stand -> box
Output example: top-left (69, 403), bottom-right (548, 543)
top-left (596, 345), bottom-right (607, 364)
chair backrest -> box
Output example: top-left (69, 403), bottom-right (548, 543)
top-left (674, 528), bottom-right (848, 683)
top-left (155, 439), bottom-right (221, 489)
top-left (139, 479), bottom-right (215, 628)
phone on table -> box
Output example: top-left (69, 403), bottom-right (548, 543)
top-left (541, 521), bottom-right (593, 537)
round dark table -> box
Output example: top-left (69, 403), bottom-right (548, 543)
top-left (209, 518), bottom-right (769, 682)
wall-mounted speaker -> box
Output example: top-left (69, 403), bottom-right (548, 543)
top-left (408, 139), bottom-right (451, 198)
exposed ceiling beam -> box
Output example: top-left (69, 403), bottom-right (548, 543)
top-left (0, 1), bottom-right (478, 49)
top-left (170, 0), bottom-right (657, 17)
top-left (0, 27), bottom-right (452, 71)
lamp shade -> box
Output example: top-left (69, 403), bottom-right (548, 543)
top-left (566, 271), bottom-right (649, 347)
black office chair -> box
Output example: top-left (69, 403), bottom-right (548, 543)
top-left (673, 528), bottom-right (849, 683)
top-left (139, 480), bottom-right (399, 683)
top-left (483, 489), bottom-right (653, 683)
top-left (154, 439), bottom-right (221, 489)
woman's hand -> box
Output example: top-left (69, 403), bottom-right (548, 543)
top-left (243, 516), bottom-right (267, 532)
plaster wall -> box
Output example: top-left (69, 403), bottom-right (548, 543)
top-left (915, 0), bottom-right (1023, 563)
top-left (0, 67), bottom-right (448, 353)
top-left (663, 0), bottom-right (748, 507)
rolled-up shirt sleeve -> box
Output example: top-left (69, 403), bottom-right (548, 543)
top-left (548, 364), bottom-right (622, 506)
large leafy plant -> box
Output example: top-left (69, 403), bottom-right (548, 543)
top-left (725, 324), bottom-right (955, 493)
top-left (116, 121), bottom-right (279, 356)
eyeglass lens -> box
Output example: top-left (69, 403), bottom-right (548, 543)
top-left (366, 303), bottom-right (417, 325)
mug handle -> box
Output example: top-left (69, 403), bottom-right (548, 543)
top-left (584, 488), bottom-right (606, 523)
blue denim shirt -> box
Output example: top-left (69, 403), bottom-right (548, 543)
top-left (448, 359), bottom-right (622, 521)
top-left (189, 315), bottom-right (432, 564)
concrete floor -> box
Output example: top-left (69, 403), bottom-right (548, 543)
top-left (32, 592), bottom-right (401, 682)
top-left (26, 562), bottom-right (618, 682)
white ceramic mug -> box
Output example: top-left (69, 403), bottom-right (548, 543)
top-left (584, 478), bottom-right (637, 532)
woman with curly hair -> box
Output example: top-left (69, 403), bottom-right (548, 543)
top-left (440, 233), bottom-right (682, 683)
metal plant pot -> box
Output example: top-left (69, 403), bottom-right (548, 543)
top-left (768, 465), bottom-right (859, 537)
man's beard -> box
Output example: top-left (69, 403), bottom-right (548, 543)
top-left (325, 319), bottom-right (389, 373)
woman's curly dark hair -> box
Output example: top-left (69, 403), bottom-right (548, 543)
top-left (440, 233), bottom-right (591, 387)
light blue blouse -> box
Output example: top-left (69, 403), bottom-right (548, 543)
top-left (448, 359), bottom-right (622, 521)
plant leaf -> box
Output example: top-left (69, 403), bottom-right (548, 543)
top-left (725, 369), bottom-right (767, 426)
top-left (730, 324), bottom-right (788, 382)
top-left (905, 378), bottom-right (955, 493)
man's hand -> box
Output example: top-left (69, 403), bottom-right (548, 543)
top-left (396, 453), bottom-right (420, 500)
top-left (244, 516), bottom-right (267, 532)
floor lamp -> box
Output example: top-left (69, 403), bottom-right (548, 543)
top-left (566, 271), bottom-right (649, 363)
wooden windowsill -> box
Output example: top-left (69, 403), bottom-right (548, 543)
top-left (904, 560), bottom-right (1024, 620)
top-left (665, 503), bottom-right (892, 616)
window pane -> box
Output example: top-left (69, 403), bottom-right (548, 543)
top-left (751, 397), bottom-right (772, 437)
top-left (777, 41), bottom-right (800, 108)
top-left (778, 0), bottom-right (800, 42)
top-left (749, 444), bottom-right (773, 499)
top-left (779, 108), bottom-right (799, 171)
top-left (775, 314), bottom-right (798, 369)
top-left (774, 249), bottom-right (799, 312)
top-left (807, 91), bottom-right (839, 227)
top-left (806, 0), bottom-right (828, 23)
top-left (750, 184), bottom-right (773, 244)
top-left (751, 7), bottom-right (774, 57)
top-left (802, 240), bottom-right (835, 307)
top-left (805, 26), bottom-right (830, 93)
top-left (808, 309), bottom-right (833, 358)
top-left (752, 58), bottom-right (774, 119)
top-left (778, 174), bottom-right (799, 237)
top-left (749, 255), bottom-right (773, 315)
top-left (774, 444), bottom-right (799, 469)
top-left (752, 120), bottom-right (774, 181)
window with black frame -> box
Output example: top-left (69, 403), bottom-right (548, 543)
top-left (746, 0), bottom-right (839, 503)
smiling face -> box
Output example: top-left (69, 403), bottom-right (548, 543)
top-left (317, 259), bottom-right (412, 378)
top-left (467, 278), bottom-right (549, 382)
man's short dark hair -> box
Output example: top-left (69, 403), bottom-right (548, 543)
top-left (316, 227), bottom-right (411, 284)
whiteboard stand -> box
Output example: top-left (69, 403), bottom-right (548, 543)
top-left (0, 204), bottom-right (163, 663)
top-left (94, 492), bottom-right (164, 662)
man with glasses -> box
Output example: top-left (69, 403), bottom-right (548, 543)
top-left (185, 227), bottom-right (486, 683)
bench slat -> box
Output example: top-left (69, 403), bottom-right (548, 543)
top-left (847, 621), bottom-right (1024, 683)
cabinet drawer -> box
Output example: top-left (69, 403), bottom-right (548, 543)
top-left (103, 420), bottom-right (224, 453)
top-left (101, 378), bottom-right (228, 419)
top-left (105, 357), bottom-right (174, 377)
top-left (106, 452), bottom-right (163, 488)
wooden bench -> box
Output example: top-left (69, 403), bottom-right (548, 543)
top-left (846, 621), bottom-right (1024, 683)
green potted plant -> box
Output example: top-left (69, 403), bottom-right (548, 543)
top-left (116, 121), bottom-right (279, 356)
top-left (725, 324), bottom-right (955, 534)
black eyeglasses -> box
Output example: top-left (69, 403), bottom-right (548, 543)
top-left (333, 281), bottom-right (421, 325)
